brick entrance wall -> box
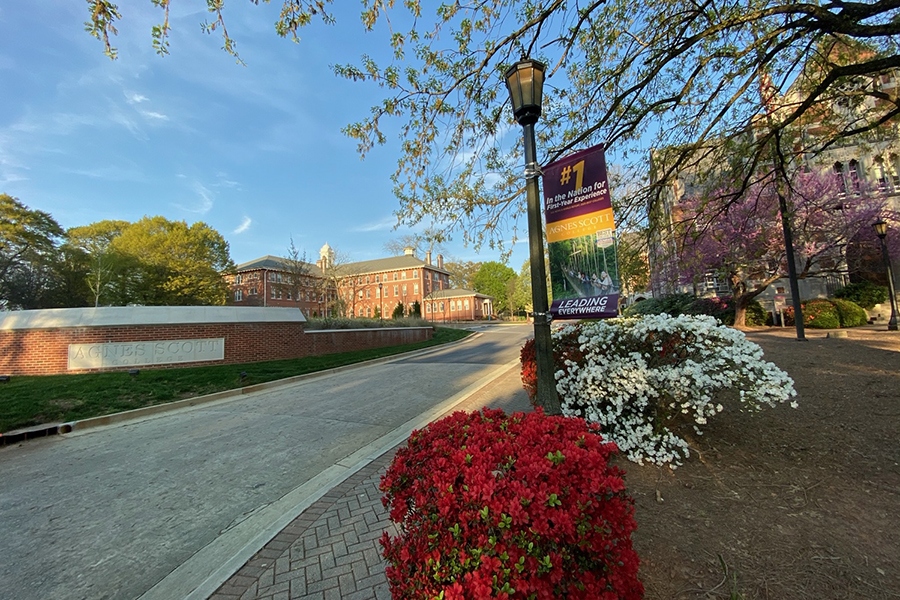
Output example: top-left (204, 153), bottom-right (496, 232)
top-left (0, 307), bottom-right (432, 376)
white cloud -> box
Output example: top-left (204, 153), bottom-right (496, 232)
top-left (0, 173), bottom-right (28, 184)
top-left (110, 111), bottom-right (144, 138)
top-left (126, 92), bottom-right (149, 104)
top-left (140, 110), bottom-right (169, 121)
top-left (214, 173), bottom-right (240, 189)
top-left (62, 165), bottom-right (146, 182)
top-left (174, 181), bottom-right (214, 214)
top-left (351, 216), bottom-right (397, 232)
top-left (233, 216), bottom-right (252, 234)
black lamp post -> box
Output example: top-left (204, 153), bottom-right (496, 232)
top-left (872, 219), bottom-right (898, 331)
top-left (505, 58), bottom-right (561, 415)
top-left (378, 282), bottom-right (384, 321)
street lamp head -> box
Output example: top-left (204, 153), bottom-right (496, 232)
top-left (505, 59), bottom-right (546, 126)
top-left (873, 219), bottom-right (888, 239)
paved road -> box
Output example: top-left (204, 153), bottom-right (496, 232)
top-left (0, 323), bottom-right (532, 600)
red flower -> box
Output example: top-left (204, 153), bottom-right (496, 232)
top-left (380, 408), bottom-right (644, 599)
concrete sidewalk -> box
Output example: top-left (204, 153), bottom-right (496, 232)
top-left (209, 365), bottom-right (533, 600)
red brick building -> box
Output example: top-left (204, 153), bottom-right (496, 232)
top-left (225, 255), bottom-right (328, 314)
top-left (227, 245), bottom-right (494, 322)
top-left (422, 288), bottom-right (495, 323)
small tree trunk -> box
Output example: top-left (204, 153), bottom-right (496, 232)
top-left (729, 272), bottom-right (749, 327)
top-left (732, 296), bottom-right (748, 327)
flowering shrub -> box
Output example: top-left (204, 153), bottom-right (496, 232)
top-left (521, 314), bottom-right (797, 467)
top-left (519, 340), bottom-right (538, 400)
top-left (785, 299), bottom-right (840, 328)
top-left (380, 408), bottom-right (644, 599)
top-left (783, 298), bottom-right (868, 328)
top-left (519, 326), bottom-right (584, 405)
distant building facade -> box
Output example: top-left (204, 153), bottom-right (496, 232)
top-left (226, 245), bottom-right (494, 321)
top-left (422, 288), bottom-right (494, 322)
top-left (224, 254), bottom-right (328, 315)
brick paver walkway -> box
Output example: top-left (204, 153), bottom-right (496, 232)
top-left (209, 449), bottom-right (399, 600)
top-left (210, 364), bottom-right (531, 600)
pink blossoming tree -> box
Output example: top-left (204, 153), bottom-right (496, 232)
top-left (673, 171), bottom-right (899, 326)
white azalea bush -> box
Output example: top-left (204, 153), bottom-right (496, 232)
top-left (524, 314), bottom-right (797, 467)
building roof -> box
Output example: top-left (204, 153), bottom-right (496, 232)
top-left (234, 255), bottom-right (324, 277)
top-left (234, 253), bottom-right (450, 277)
top-left (343, 254), bottom-right (450, 275)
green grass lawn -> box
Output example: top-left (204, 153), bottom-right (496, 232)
top-left (0, 327), bottom-right (471, 433)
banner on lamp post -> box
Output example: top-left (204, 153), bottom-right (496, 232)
top-left (542, 143), bottom-right (619, 319)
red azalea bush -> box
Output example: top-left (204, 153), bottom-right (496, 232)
top-left (379, 408), bottom-right (644, 599)
top-left (520, 327), bottom-right (585, 405)
top-left (520, 340), bottom-right (538, 400)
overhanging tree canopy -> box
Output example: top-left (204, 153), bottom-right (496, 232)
top-left (86, 1), bottom-right (900, 250)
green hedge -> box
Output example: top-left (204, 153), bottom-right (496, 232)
top-left (833, 281), bottom-right (888, 309)
top-left (626, 294), bottom-right (767, 326)
top-left (831, 298), bottom-right (869, 327)
top-left (783, 298), bottom-right (868, 328)
top-left (623, 293), bottom-right (695, 317)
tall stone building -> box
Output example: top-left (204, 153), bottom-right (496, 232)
top-left (647, 59), bottom-right (900, 304)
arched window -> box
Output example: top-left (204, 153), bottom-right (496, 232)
top-left (833, 162), bottom-right (848, 195)
top-left (890, 153), bottom-right (900, 187)
top-left (874, 156), bottom-right (889, 191)
top-left (848, 159), bottom-right (862, 192)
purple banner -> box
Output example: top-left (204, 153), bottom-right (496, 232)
top-left (542, 143), bottom-right (619, 319)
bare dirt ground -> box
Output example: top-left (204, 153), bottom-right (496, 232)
top-left (624, 326), bottom-right (900, 599)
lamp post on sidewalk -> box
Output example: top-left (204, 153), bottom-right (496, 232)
top-left (505, 58), bottom-right (561, 415)
top-left (378, 282), bottom-right (384, 322)
top-left (872, 219), bottom-right (898, 331)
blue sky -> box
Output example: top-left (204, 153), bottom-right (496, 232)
top-left (0, 2), bottom-right (530, 270)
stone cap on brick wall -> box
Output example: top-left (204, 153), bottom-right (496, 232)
top-left (0, 306), bottom-right (307, 330)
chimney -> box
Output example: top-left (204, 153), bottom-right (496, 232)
top-left (437, 254), bottom-right (444, 269)
top-left (425, 251), bottom-right (432, 265)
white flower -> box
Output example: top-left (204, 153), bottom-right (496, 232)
top-left (552, 314), bottom-right (797, 467)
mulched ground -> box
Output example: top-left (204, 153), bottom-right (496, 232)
top-left (624, 326), bottom-right (900, 599)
